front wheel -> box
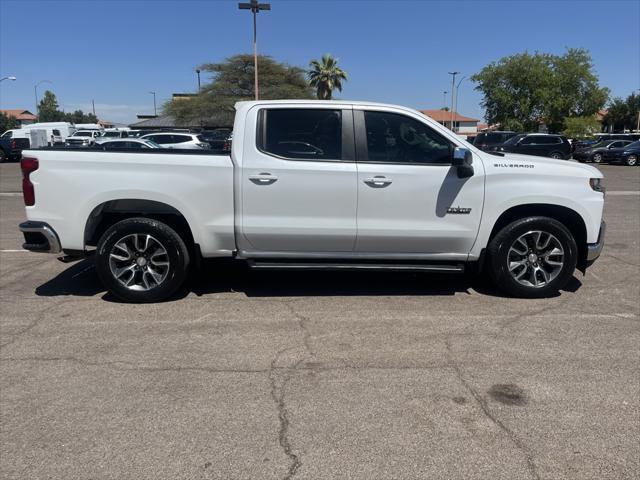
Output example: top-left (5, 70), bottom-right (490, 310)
top-left (550, 151), bottom-right (563, 159)
top-left (625, 154), bottom-right (638, 166)
top-left (96, 217), bottom-right (190, 302)
top-left (487, 217), bottom-right (577, 298)
top-left (591, 153), bottom-right (603, 163)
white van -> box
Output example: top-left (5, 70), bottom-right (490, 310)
top-left (16, 122), bottom-right (76, 145)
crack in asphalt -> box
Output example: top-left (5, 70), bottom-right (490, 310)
top-left (445, 338), bottom-right (540, 480)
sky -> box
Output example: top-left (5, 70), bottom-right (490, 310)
top-left (1, 0), bottom-right (639, 124)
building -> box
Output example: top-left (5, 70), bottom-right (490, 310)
top-left (0, 109), bottom-right (37, 126)
top-left (419, 109), bottom-right (480, 136)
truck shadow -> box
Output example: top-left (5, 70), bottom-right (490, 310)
top-left (35, 257), bottom-right (582, 302)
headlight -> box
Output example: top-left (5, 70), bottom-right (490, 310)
top-left (589, 178), bottom-right (605, 193)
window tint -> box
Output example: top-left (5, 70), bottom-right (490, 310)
top-left (3, 131), bottom-right (12, 139)
top-left (610, 141), bottom-right (623, 148)
top-left (520, 136), bottom-right (537, 145)
top-left (152, 135), bottom-right (173, 144)
top-left (261, 109), bottom-right (342, 160)
top-left (363, 111), bottom-right (452, 164)
top-left (173, 135), bottom-right (192, 143)
top-left (53, 129), bottom-right (60, 136)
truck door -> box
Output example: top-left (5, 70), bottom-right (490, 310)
top-left (353, 108), bottom-right (484, 256)
top-left (239, 106), bottom-right (357, 253)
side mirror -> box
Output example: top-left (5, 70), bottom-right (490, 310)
top-left (452, 147), bottom-right (474, 178)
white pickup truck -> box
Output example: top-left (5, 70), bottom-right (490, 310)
top-left (19, 100), bottom-right (605, 302)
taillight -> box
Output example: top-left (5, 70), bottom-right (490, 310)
top-left (10, 139), bottom-right (16, 149)
top-left (21, 157), bottom-right (38, 206)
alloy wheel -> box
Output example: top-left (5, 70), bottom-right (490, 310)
top-left (592, 153), bottom-right (602, 163)
top-left (626, 155), bottom-right (638, 166)
top-left (507, 230), bottom-right (565, 288)
top-left (108, 233), bottom-right (170, 291)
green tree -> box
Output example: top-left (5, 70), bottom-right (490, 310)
top-left (471, 49), bottom-right (609, 133)
top-left (603, 93), bottom-right (640, 132)
top-left (63, 110), bottom-right (98, 124)
top-left (38, 90), bottom-right (63, 121)
top-left (0, 112), bottom-right (19, 133)
top-left (307, 54), bottom-right (348, 100)
top-left (165, 54), bottom-right (314, 125)
top-left (562, 116), bottom-right (601, 139)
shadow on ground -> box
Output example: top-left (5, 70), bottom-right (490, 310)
top-left (35, 257), bottom-right (582, 302)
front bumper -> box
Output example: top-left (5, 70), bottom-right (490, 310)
top-left (586, 220), bottom-right (605, 262)
top-left (19, 221), bottom-right (62, 254)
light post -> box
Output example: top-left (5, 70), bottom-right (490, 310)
top-left (448, 71), bottom-right (460, 130)
top-left (454, 76), bottom-right (466, 132)
top-left (239, 0), bottom-right (271, 100)
top-left (0, 76), bottom-right (17, 83)
top-left (34, 80), bottom-right (53, 120)
top-left (443, 90), bottom-right (448, 109)
top-left (196, 69), bottom-right (201, 93)
top-left (149, 91), bottom-right (157, 116)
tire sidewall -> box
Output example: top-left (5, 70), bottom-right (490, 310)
top-left (488, 217), bottom-right (578, 298)
top-left (626, 155), bottom-right (638, 166)
top-left (592, 153), bottom-right (602, 163)
top-left (95, 217), bottom-right (189, 302)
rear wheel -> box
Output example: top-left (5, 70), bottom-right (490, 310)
top-left (0, 149), bottom-right (6, 163)
top-left (487, 217), bottom-right (577, 298)
top-left (591, 153), bottom-right (603, 163)
top-left (550, 151), bottom-right (563, 159)
top-left (96, 217), bottom-right (190, 302)
top-left (625, 154), bottom-right (638, 166)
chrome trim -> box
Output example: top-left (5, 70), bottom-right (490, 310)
top-left (19, 221), bottom-right (62, 254)
top-left (586, 220), bottom-right (606, 261)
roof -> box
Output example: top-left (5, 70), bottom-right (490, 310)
top-left (1, 109), bottom-right (37, 121)
top-left (419, 110), bottom-right (480, 123)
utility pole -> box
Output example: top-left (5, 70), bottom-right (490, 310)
top-left (239, 0), bottom-right (271, 100)
top-left (92, 99), bottom-right (96, 116)
top-left (453, 76), bottom-right (466, 132)
top-left (149, 91), bottom-right (157, 116)
top-left (448, 71), bottom-right (459, 130)
top-left (443, 91), bottom-right (448, 109)
top-left (196, 69), bottom-right (201, 93)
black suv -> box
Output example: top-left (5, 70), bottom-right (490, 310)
top-left (473, 131), bottom-right (517, 151)
top-left (495, 134), bottom-right (571, 159)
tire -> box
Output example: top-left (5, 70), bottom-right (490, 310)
top-left (0, 149), bottom-right (6, 163)
top-left (625, 154), bottom-right (638, 166)
top-left (487, 216), bottom-right (577, 298)
top-left (95, 217), bottom-right (190, 302)
top-left (591, 153), bottom-right (603, 163)
top-left (550, 151), bottom-right (563, 160)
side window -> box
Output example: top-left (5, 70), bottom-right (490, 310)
top-left (173, 135), bottom-right (192, 144)
top-left (154, 135), bottom-right (172, 144)
top-left (260, 108), bottom-right (342, 160)
top-left (520, 136), bottom-right (537, 145)
top-left (363, 111), bottom-right (452, 164)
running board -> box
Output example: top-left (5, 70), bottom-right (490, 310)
top-left (247, 260), bottom-right (465, 273)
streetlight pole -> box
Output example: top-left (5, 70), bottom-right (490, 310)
top-left (448, 71), bottom-right (459, 130)
top-left (0, 76), bottom-right (17, 83)
top-left (149, 91), bottom-right (157, 116)
top-left (239, 0), bottom-right (271, 100)
top-left (454, 76), bottom-right (466, 132)
top-left (443, 91), bottom-right (448, 109)
top-left (196, 69), bottom-right (201, 93)
top-left (34, 80), bottom-right (53, 120)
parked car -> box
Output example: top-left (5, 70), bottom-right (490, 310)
top-left (95, 139), bottom-right (161, 150)
top-left (19, 100), bottom-right (605, 302)
top-left (140, 132), bottom-right (210, 149)
top-left (95, 129), bottom-right (130, 143)
top-left (473, 131), bottom-right (517, 151)
top-left (617, 140), bottom-right (640, 166)
top-left (65, 130), bottom-right (103, 147)
top-left (0, 133), bottom-right (30, 162)
top-left (199, 128), bottom-right (233, 152)
top-left (572, 140), bottom-right (634, 163)
top-left (495, 133), bottom-right (571, 159)
top-left (126, 130), bottom-right (147, 138)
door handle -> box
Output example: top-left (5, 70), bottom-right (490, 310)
top-left (364, 176), bottom-right (393, 188)
top-left (249, 173), bottom-right (278, 185)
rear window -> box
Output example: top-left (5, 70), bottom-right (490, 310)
top-left (53, 129), bottom-right (61, 135)
top-left (259, 108), bottom-right (342, 160)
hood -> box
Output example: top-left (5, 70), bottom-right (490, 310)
top-left (497, 152), bottom-right (602, 178)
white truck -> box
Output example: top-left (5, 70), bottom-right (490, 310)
top-left (19, 100), bottom-right (605, 302)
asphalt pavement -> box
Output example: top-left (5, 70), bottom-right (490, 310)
top-left (0, 161), bottom-right (638, 479)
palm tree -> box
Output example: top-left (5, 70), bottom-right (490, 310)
top-left (307, 54), bottom-right (348, 100)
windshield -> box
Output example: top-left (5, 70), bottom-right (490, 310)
top-left (626, 141), bottom-right (640, 149)
top-left (503, 134), bottom-right (525, 146)
top-left (144, 140), bottom-right (161, 148)
top-left (591, 141), bottom-right (612, 149)
top-left (73, 131), bottom-right (92, 137)
top-left (102, 131), bottom-right (120, 137)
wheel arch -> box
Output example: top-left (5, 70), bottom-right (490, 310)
top-left (84, 199), bottom-right (196, 252)
top-left (487, 203), bottom-right (588, 270)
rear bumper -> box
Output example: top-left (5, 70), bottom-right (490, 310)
top-left (586, 220), bottom-right (605, 262)
top-left (19, 221), bottom-right (62, 254)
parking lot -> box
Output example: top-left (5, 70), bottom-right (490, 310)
top-left (0, 161), bottom-right (638, 479)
